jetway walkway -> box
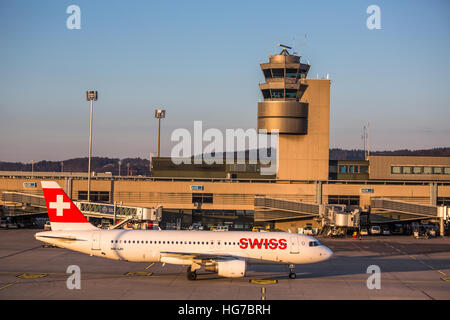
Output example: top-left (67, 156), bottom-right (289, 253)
top-left (254, 196), bottom-right (320, 222)
top-left (370, 198), bottom-right (439, 223)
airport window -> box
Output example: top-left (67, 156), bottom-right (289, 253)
top-left (261, 89), bottom-right (270, 99)
top-left (360, 165), bottom-right (369, 174)
top-left (391, 166), bottom-right (401, 174)
top-left (285, 68), bottom-right (299, 78)
top-left (339, 165), bottom-right (347, 174)
top-left (263, 69), bottom-right (272, 79)
top-left (285, 89), bottom-right (297, 98)
top-left (192, 193), bottom-right (213, 204)
top-left (424, 167), bottom-right (432, 174)
top-left (328, 195), bottom-right (359, 206)
top-left (438, 197), bottom-right (450, 206)
top-left (402, 166), bottom-right (412, 174)
top-left (413, 166), bottom-right (422, 174)
top-left (271, 68), bottom-right (284, 78)
top-left (434, 167), bottom-right (443, 174)
top-left (77, 191), bottom-right (110, 202)
top-left (270, 89), bottom-right (284, 98)
top-left (445, 167), bottom-right (450, 174)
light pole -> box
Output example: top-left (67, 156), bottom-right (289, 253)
top-left (118, 160), bottom-right (122, 177)
top-left (86, 90), bottom-right (98, 202)
top-left (31, 160), bottom-right (34, 177)
top-left (154, 109), bottom-right (166, 158)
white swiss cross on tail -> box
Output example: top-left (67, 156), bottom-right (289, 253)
top-left (49, 195), bottom-right (71, 216)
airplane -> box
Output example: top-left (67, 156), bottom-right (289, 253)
top-left (35, 181), bottom-right (333, 280)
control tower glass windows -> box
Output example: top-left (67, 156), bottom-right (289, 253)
top-left (272, 69), bottom-right (284, 78)
top-left (286, 69), bottom-right (297, 78)
top-left (262, 89), bottom-right (270, 99)
top-left (271, 89), bottom-right (284, 98)
top-left (285, 89), bottom-right (297, 99)
top-left (263, 69), bottom-right (272, 79)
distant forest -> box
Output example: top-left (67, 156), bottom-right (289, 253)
top-left (1, 148), bottom-right (449, 175)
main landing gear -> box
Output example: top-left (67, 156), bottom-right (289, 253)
top-left (187, 265), bottom-right (197, 281)
top-left (288, 264), bottom-right (296, 279)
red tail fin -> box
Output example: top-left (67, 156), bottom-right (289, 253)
top-left (41, 181), bottom-right (97, 231)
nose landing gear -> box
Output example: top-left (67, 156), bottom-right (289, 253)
top-left (288, 264), bottom-right (296, 279)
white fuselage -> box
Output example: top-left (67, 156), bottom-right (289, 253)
top-left (35, 229), bottom-right (332, 265)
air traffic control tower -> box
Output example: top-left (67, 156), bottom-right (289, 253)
top-left (258, 45), bottom-right (330, 180)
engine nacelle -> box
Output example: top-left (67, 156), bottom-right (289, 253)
top-left (215, 260), bottom-right (246, 278)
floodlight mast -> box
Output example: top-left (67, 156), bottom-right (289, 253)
top-left (86, 90), bottom-right (98, 202)
top-left (154, 109), bottom-right (166, 158)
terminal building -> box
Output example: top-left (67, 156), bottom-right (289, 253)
top-left (1, 47), bottom-right (449, 233)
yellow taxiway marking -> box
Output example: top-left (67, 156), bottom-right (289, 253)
top-left (383, 241), bottom-right (448, 280)
top-left (124, 271), bottom-right (152, 277)
top-left (0, 281), bottom-right (18, 291)
top-left (249, 279), bottom-right (277, 285)
top-left (17, 273), bottom-right (47, 279)
top-left (441, 277), bottom-right (450, 282)
top-left (145, 263), bottom-right (155, 270)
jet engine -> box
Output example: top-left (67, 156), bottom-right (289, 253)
top-left (206, 260), bottom-right (246, 278)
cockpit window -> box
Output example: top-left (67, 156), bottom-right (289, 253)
top-left (309, 241), bottom-right (320, 247)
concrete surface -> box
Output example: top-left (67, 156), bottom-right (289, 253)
top-left (0, 229), bottom-right (449, 300)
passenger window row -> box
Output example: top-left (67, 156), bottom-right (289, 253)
top-left (110, 240), bottom-right (241, 246)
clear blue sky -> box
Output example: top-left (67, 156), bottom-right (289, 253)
top-left (0, 0), bottom-right (449, 162)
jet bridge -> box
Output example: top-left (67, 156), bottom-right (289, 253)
top-left (254, 196), bottom-right (320, 222)
top-left (370, 198), bottom-right (439, 223)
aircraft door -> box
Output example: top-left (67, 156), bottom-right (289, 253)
top-left (289, 236), bottom-right (299, 254)
top-left (91, 232), bottom-right (101, 250)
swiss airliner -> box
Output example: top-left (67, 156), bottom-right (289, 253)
top-left (35, 181), bottom-right (333, 280)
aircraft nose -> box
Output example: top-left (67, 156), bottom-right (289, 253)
top-left (319, 246), bottom-right (333, 261)
top-left (325, 247), bottom-right (333, 259)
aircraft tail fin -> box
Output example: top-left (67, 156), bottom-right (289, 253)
top-left (41, 181), bottom-right (98, 231)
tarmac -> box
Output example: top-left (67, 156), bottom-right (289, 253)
top-left (0, 229), bottom-right (449, 300)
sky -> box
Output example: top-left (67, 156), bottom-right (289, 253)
top-left (0, 0), bottom-right (449, 162)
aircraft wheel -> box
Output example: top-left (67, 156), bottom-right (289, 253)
top-left (289, 272), bottom-right (296, 279)
top-left (187, 271), bottom-right (197, 280)
top-left (187, 266), bottom-right (197, 280)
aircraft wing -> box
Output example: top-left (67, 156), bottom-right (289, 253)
top-left (160, 251), bottom-right (238, 262)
